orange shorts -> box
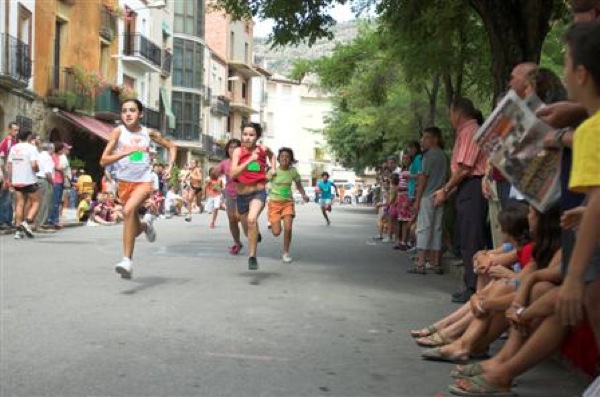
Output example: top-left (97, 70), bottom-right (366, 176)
top-left (268, 200), bottom-right (295, 224)
top-left (117, 181), bottom-right (153, 204)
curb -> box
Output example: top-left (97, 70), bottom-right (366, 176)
top-left (0, 221), bottom-right (84, 236)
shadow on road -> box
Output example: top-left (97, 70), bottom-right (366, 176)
top-left (239, 271), bottom-right (281, 286)
top-left (120, 276), bottom-right (191, 295)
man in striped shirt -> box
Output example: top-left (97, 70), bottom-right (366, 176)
top-left (434, 97), bottom-right (489, 303)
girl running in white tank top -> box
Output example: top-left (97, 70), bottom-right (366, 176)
top-left (100, 99), bottom-right (177, 280)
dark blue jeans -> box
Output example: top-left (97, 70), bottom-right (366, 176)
top-left (48, 183), bottom-right (64, 225)
top-left (0, 187), bottom-right (13, 225)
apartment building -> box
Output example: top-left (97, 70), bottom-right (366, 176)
top-left (205, 6), bottom-right (265, 141)
top-left (0, 0), bottom-right (38, 132)
top-left (252, 73), bottom-right (334, 186)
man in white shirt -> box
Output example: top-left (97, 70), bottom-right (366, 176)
top-left (7, 129), bottom-right (40, 238)
top-left (35, 142), bottom-right (55, 229)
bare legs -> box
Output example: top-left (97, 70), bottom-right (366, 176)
top-left (227, 207), bottom-right (242, 247)
top-left (271, 215), bottom-right (293, 255)
top-left (240, 199), bottom-right (264, 258)
top-left (121, 187), bottom-right (151, 259)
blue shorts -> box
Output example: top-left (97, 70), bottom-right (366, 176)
top-left (236, 189), bottom-right (267, 215)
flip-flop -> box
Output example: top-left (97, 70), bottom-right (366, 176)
top-left (448, 375), bottom-right (516, 396)
top-left (451, 363), bottom-right (483, 379)
top-left (421, 348), bottom-right (469, 364)
top-left (410, 324), bottom-right (438, 338)
top-left (416, 332), bottom-right (449, 347)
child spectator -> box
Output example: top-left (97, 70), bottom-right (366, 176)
top-left (77, 193), bottom-right (92, 222)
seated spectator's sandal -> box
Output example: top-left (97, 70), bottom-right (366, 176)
top-left (410, 324), bottom-right (437, 338)
top-left (421, 347), bottom-right (469, 364)
top-left (451, 363), bottom-right (483, 379)
top-left (416, 332), bottom-right (449, 347)
top-left (448, 375), bottom-right (516, 397)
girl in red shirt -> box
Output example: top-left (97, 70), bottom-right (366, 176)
top-left (230, 123), bottom-right (274, 270)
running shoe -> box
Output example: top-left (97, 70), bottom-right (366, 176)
top-left (14, 230), bottom-right (23, 239)
top-left (282, 253), bottom-right (293, 263)
top-left (115, 258), bottom-right (133, 279)
top-left (20, 221), bottom-right (34, 238)
top-left (185, 216), bottom-right (192, 222)
top-left (229, 243), bottom-right (243, 255)
top-left (143, 213), bottom-right (156, 242)
top-left (248, 256), bottom-right (258, 270)
top-left (326, 219), bottom-right (331, 226)
top-left (258, 233), bottom-right (262, 243)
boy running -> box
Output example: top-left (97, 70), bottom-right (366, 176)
top-left (100, 99), bottom-right (177, 279)
top-left (205, 167), bottom-right (223, 228)
top-left (268, 147), bottom-right (309, 263)
top-left (317, 172), bottom-right (338, 225)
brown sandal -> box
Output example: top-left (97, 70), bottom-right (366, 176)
top-left (416, 332), bottom-right (449, 347)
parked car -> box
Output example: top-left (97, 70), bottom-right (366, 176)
top-left (294, 187), bottom-right (316, 203)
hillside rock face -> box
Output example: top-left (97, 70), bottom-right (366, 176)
top-left (253, 21), bottom-right (359, 78)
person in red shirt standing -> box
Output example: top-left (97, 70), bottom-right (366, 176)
top-left (230, 123), bottom-right (274, 270)
top-left (0, 121), bottom-right (19, 228)
top-left (434, 98), bottom-right (489, 303)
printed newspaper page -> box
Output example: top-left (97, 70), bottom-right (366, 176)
top-left (474, 90), bottom-right (560, 211)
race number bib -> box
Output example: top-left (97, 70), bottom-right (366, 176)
top-left (129, 151), bottom-right (144, 162)
top-left (247, 161), bottom-right (260, 172)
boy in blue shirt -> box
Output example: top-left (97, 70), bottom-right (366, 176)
top-left (317, 172), bottom-right (338, 225)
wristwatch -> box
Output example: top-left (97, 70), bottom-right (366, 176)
top-left (516, 307), bottom-right (526, 318)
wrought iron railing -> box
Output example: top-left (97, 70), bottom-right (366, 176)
top-left (161, 49), bottom-right (172, 76)
top-left (46, 66), bottom-right (91, 111)
top-left (144, 107), bottom-right (161, 129)
top-left (0, 34), bottom-right (32, 85)
top-left (100, 6), bottom-right (117, 41)
top-left (123, 33), bottom-right (162, 68)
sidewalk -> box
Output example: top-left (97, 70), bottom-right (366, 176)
top-left (0, 208), bottom-right (83, 235)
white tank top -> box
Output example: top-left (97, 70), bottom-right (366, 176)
top-left (115, 125), bottom-right (152, 182)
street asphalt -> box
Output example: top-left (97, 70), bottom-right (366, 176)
top-left (0, 204), bottom-right (589, 397)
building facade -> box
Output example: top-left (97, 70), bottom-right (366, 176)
top-left (0, 0), bottom-right (38, 134)
top-left (204, 6), bottom-right (262, 141)
top-left (170, 0), bottom-right (207, 165)
top-left (251, 74), bottom-right (334, 186)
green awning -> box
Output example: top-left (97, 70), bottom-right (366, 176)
top-left (162, 21), bottom-right (172, 37)
top-left (160, 86), bottom-right (176, 129)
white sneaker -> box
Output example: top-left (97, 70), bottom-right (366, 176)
top-left (14, 231), bottom-right (23, 239)
top-left (382, 237), bottom-right (391, 243)
top-left (115, 257), bottom-right (133, 279)
top-left (143, 213), bottom-right (156, 242)
top-left (282, 253), bottom-right (293, 263)
top-left (86, 220), bottom-right (98, 227)
top-left (21, 221), bottom-right (34, 238)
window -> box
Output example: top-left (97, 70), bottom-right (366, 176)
top-left (100, 43), bottom-right (110, 78)
top-left (244, 43), bottom-right (249, 63)
top-left (174, 0), bottom-right (204, 37)
top-left (172, 91), bottom-right (201, 140)
top-left (16, 115), bottom-right (32, 131)
top-left (172, 38), bottom-right (203, 89)
top-left (241, 81), bottom-right (247, 99)
top-left (123, 75), bottom-right (136, 89)
top-left (229, 32), bottom-right (234, 59)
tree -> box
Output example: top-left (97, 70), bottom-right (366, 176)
top-left (214, 0), bottom-right (569, 97)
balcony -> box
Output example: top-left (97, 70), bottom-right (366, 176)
top-left (144, 107), bottom-right (162, 130)
top-left (161, 48), bottom-right (171, 77)
top-left (201, 134), bottom-right (225, 158)
top-left (210, 95), bottom-right (230, 116)
top-left (94, 88), bottom-right (121, 120)
top-left (100, 5), bottom-right (117, 41)
top-left (0, 34), bottom-right (32, 89)
top-left (46, 66), bottom-right (92, 112)
top-left (122, 33), bottom-right (162, 73)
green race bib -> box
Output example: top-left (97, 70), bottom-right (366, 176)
top-left (279, 186), bottom-right (291, 198)
top-left (247, 161), bottom-right (261, 172)
top-left (129, 151), bottom-right (144, 162)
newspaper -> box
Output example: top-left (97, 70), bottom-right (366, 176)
top-left (474, 90), bottom-right (560, 212)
